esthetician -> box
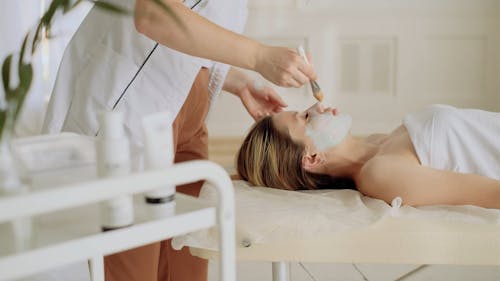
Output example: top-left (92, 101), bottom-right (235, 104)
top-left (42, 0), bottom-right (316, 281)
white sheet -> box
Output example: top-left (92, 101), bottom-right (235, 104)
top-left (173, 180), bottom-right (500, 251)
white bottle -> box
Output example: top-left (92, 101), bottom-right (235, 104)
top-left (142, 112), bottom-right (176, 217)
top-left (96, 111), bottom-right (134, 231)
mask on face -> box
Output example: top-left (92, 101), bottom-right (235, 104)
top-left (305, 109), bottom-right (352, 151)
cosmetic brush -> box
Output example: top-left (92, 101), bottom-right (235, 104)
top-left (297, 46), bottom-right (324, 102)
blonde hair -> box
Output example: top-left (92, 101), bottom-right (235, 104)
top-left (237, 116), bottom-right (355, 191)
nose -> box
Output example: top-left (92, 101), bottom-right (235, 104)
top-left (312, 102), bottom-right (325, 113)
top-left (301, 102), bottom-right (320, 117)
top-left (303, 102), bottom-right (336, 116)
top-left (317, 104), bottom-right (336, 116)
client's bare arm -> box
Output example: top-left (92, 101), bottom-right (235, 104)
top-left (358, 156), bottom-right (500, 209)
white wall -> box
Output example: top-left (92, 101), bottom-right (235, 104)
top-left (207, 0), bottom-right (500, 137)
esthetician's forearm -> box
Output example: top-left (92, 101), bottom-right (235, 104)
top-left (134, 0), bottom-right (261, 70)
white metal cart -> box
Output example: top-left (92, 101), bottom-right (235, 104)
top-left (0, 160), bottom-right (236, 281)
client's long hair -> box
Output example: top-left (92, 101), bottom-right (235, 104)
top-left (237, 116), bottom-right (356, 191)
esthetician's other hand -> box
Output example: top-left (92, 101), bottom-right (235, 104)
top-left (254, 45), bottom-right (317, 88)
top-left (240, 81), bottom-right (287, 121)
top-left (223, 68), bottom-right (288, 120)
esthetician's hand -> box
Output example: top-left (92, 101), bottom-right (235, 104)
top-left (254, 45), bottom-right (317, 88)
top-left (223, 68), bottom-right (288, 120)
top-left (239, 81), bottom-right (287, 120)
top-left (135, 0), bottom-right (316, 88)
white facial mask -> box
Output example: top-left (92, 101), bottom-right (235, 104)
top-left (305, 110), bottom-right (352, 151)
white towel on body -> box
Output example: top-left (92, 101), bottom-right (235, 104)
top-left (403, 104), bottom-right (500, 180)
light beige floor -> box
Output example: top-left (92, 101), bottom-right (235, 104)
top-left (208, 261), bottom-right (500, 281)
top-left (16, 260), bottom-right (500, 281)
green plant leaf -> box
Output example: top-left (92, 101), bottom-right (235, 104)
top-left (32, 22), bottom-right (43, 55)
top-left (42, 0), bottom-right (62, 25)
top-left (2, 55), bottom-right (13, 93)
top-left (19, 33), bottom-right (29, 67)
top-left (92, 1), bottom-right (131, 15)
top-left (0, 110), bottom-right (7, 141)
top-left (152, 0), bottom-right (185, 30)
top-left (17, 63), bottom-right (33, 95)
top-left (13, 63), bottom-right (33, 118)
top-left (33, 0), bottom-right (63, 53)
top-left (62, 0), bottom-right (73, 13)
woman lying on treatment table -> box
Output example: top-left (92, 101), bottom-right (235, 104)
top-left (237, 103), bottom-right (500, 209)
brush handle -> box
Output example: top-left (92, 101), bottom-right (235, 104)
top-left (297, 46), bottom-right (314, 88)
top-left (298, 45), bottom-right (323, 101)
top-left (298, 45), bottom-right (320, 90)
top-left (297, 46), bottom-right (310, 65)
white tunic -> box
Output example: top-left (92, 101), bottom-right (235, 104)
top-left (42, 0), bottom-right (247, 150)
top-left (403, 104), bottom-right (500, 180)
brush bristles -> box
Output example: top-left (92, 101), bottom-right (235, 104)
top-left (313, 90), bottom-right (324, 102)
top-left (310, 80), bottom-right (323, 102)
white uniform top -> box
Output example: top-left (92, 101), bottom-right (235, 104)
top-left (42, 0), bottom-right (247, 151)
top-left (403, 104), bottom-right (500, 180)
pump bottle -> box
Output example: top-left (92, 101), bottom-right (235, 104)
top-left (142, 112), bottom-right (176, 217)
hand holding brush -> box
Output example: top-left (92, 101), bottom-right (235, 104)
top-left (297, 46), bottom-right (324, 102)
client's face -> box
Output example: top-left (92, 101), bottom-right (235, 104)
top-left (272, 102), bottom-right (352, 151)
